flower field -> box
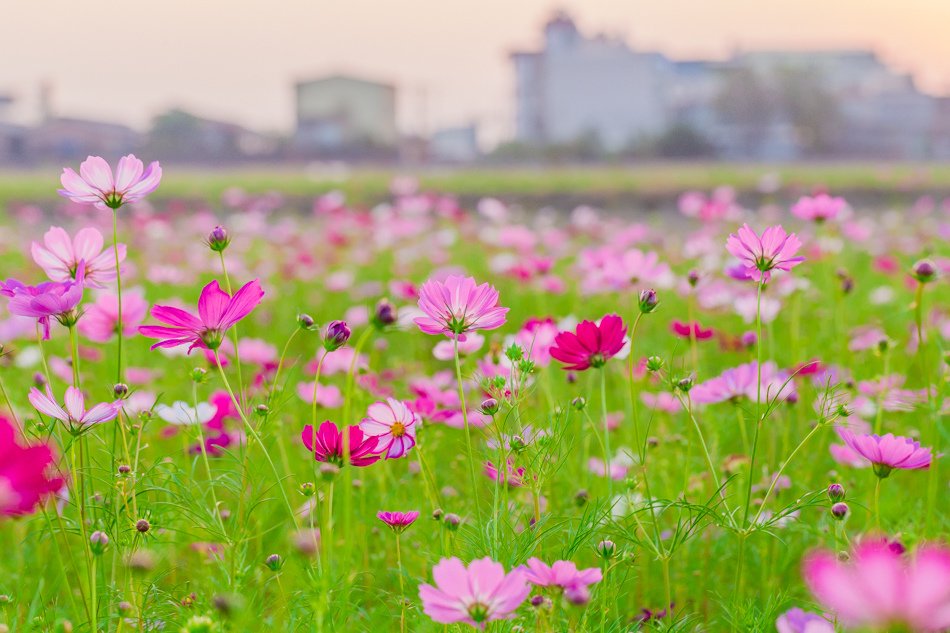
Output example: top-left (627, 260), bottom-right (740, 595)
top-left (0, 158), bottom-right (947, 632)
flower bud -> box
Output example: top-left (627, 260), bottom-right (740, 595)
top-left (431, 508), bottom-right (444, 521)
top-left (827, 483), bottom-right (845, 502)
top-left (675, 376), bottom-right (694, 393)
top-left (912, 259), bottom-right (937, 283)
top-left (118, 464), bottom-right (131, 475)
top-left (574, 489), bottom-right (589, 507)
top-left (135, 519), bottom-right (150, 533)
top-left (830, 502), bottom-right (849, 520)
top-left (373, 299), bottom-right (398, 328)
top-left (89, 531), bottom-right (109, 555)
top-left (191, 367), bottom-right (208, 384)
top-left (687, 270), bottom-right (701, 287)
top-left (206, 225), bottom-right (231, 252)
top-left (323, 320), bottom-right (351, 352)
top-left (638, 289), bottom-right (659, 314)
top-left (443, 513), bottom-right (461, 531)
top-left (264, 554), bottom-right (284, 572)
top-left (113, 383), bottom-right (129, 398)
top-left (299, 482), bottom-right (315, 497)
top-left (646, 356), bottom-right (663, 372)
top-left (740, 331), bottom-right (757, 348)
top-left (596, 539), bottom-right (616, 560)
top-left (297, 313), bottom-right (316, 330)
top-left (510, 435), bottom-right (527, 452)
top-left (319, 464), bottom-right (340, 482)
top-left (480, 398), bottom-right (499, 416)
top-left (571, 397), bottom-right (586, 411)
top-left (254, 404), bottom-right (270, 417)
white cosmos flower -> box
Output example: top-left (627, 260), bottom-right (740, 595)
top-left (155, 401), bottom-right (215, 426)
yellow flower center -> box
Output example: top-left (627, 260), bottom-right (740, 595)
top-left (391, 422), bottom-right (406, 438)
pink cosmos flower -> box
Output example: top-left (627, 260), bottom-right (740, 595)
top-left (28, 385), bottom-right (122, 431)
top-left (0, 417), bottom-right (64, 516)
top-left (415, 275), bottom-right (509, 340)
top-left (484, 459), bottom-right (525, 487)
top-left (522, 558), bottom-right (602, 591)
top-left (31, 226), bottom-right (125, 287)
top-left (550, 314), bottom-right (627, 371)
top-left (775, 608), bottom-right (834, 633)
top-left (300, 421), bottom-right (380, 467)
top-left (138, 279), bottom-right (264, 353)
top-left (1, 262), bottom-right (86, 339)
top-left (359, 398), bottom-right (419, 459)
top-left (58, 155), bottom-right (162, 211)
top-left (419, 557), bottom-right (530, 628)
top-left (726, 224), bottom-right (805, 282)
top-left (512, 317), bottom-right (559, 366)
top-left (78, 288), bottom-right (148, 343)
top-left (670, 320), bottom-right (714, 340)
top-left (790, 194), bottom-right (848, 223)
top-left (802, 541), bottom-right (950, 631)
top-left (377, 510), bottom-right (419, 533)
top-left (836, 428), bottom-right (932, 477)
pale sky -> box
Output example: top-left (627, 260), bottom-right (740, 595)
top-left (3, 0), bottom-right (950, 142)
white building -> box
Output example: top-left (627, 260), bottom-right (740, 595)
top-left (294, 74), bottom-right (397, 154)
top-left (511, 12), bottom-right (671, 151)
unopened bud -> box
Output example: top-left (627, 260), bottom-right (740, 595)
top-left (113, 383), bottom-right (129, 398)
top-left (827, 483), bottom-right (845, 502)
top-left (135, 519), bottom-right (150, 533)
top-left (571, 397), bottom-right (586, 411)
top-left (638, 289), bottom-right (659, 314)
top-left (298, 313), bottom-right (316, 330)
top-left (912, 259), bottom-right (937, 283)
top-left (443, 513), bottom-right (461, 531)
top-left (319, 464), bottom-right (340, 481)
top-left (89, 531), bottom-right (109, 555)
top-left (646, 356), bottom-right (663, 372)
top-left (480, 398), bottom-right (499, 416)
top-left (596, 539), bottom-right (616, 560)
top-left (264, 554), bottom-right (284, 572)
top-left (373, 299), bottom-right (397, 328)
top-left (206, 225), bottom-right (231, 252)
top-left (830, 502), bottom-right (849, 520)
top-left (299, 482), bottom-right (315, 497)
top-left (323, 320), bottom-right (351, 352)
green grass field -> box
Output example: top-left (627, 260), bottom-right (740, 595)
top-left (3, 162), bottom-right (950, 207)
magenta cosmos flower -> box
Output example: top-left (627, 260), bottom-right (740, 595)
top-left (31, 226), bottom-right (125, 287)
top-left (29, 385), bottom-right (122, 432)
top-left (138, 279), bottom-right (263, 353)
top-left (726, 224), bottom-right (804, 282)
top-left (300, 421), bottom-right (380, 467)
top-left (419, 557), bottom-right (530, 628)
top-left (550, 314), bottom-right (627, 371)
top-left (522, 558), bottom-right (602, 591)
top-left (0, 417), bottom-right (63, 516)
top-left (836, 427), bottom-right (932, 478)
top-left (790, 194), bottom-right (847, 223)
top-left (359, 398), bottom-right (418, 459)
top-left (415, 275), bottom-right (509, 340)
top-left (377, 510), bottom-right (419, 534)
top-left (1, 262), bottom-right (86, 339)
top-left (670, 320), bottom-right (714, 341)
top-left (803, 541), bottom-right (950, 632)
top-left (59, 155), bottom-right (162, 211)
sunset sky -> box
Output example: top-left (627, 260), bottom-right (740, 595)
top-left (3, 0), bottom-right (950, 141)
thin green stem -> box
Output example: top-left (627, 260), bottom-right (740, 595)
top-left (213, 350), bottom-right (298, 528)
top-left (600, 368), bottom-right (612, 498)
top-left (453, 336), bottom-right (482, 517)
top-left (112, 210), bottom-right (124, 384)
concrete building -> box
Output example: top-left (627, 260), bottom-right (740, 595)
top-left (511, 11), bottom-right (670, 152)
top-left (430, 124), bottom-right (480, 162)
top-left (26, 117), bottom-right (141, 162)
top-left (294, 74), bottom-right (397, 157)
